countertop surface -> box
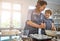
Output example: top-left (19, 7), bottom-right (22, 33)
top-left (30, 34), bottom-right (52, 40)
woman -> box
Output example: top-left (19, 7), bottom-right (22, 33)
top-left (24, 1), bottom-right (47, 36)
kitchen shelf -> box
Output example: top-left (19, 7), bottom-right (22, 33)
top-left (54, 23), bottom-right (60, 24)
top-left (54, 14), bottom-right (60, 16)
top-left (53, 11), bottom-right (60, 28)
top-left (54, 18), bottom-right (60, 20)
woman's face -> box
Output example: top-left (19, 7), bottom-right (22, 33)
top-left (36, 4), bottom-right (46, 12)
top-left (45, 12), bottom-right (51, 18)
top-left (39, 5), bottom-right (46, 11)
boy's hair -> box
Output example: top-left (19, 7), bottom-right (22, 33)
top-left (45, 10), bottom-right (52, 15)
top-left (38, 1), bottom-right (47, 6)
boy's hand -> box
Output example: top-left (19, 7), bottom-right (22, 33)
top-left (52, 23), bottom-right (56, 31)
top-left (51, 27), bottom-right (56, 31)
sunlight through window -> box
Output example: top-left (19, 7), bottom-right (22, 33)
top-left (0, 2), bottom-right (21, 28)
top-left (13, 4), bottom-right (21, 10)
top-left (1, 10), bottom-right (11, 28)
top-left (2, 2), bottom-right (11, 10)
top-left (12, 11), bottom-right (21, 28)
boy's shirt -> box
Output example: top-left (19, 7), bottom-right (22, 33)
top-left (43, 17), bottom-right (54, 30)
top-left (41, 16), bottom-right (54, 34)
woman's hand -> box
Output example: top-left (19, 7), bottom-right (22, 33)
top-left (40, 23), bottom-right (46, 29)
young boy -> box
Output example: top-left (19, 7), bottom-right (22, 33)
top-left (41, 9), bottom-right (56, 34)
top-left (44, 9), bottom-right (56, 30)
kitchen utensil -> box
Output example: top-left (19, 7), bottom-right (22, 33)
top-left (45, 30), bottom-right (56, 36)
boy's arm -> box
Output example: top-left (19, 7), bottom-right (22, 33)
top-left (51, 23), bottom-right (56, 31)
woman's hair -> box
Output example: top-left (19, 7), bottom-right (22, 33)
top-left (45, 10), bottom-right (52, 15)
top-left (38, 1), bottom-right (47, 6)
top-left (38, 0), bottom-right (44, 2)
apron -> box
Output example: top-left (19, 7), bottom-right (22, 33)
top-left (24, 10), bottom-right (44, 36)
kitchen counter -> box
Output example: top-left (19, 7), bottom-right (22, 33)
top-left (0, 30), bottom-right (21, 41)
top-left (30, 34), bottom-right (52, 41)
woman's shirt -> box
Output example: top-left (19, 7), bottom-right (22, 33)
top-left (24, 9), bottom-right (44, 34)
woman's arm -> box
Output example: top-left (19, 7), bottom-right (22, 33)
top-left (26, 10), bottom-right (45, 29)
top-left (27, 20), bottom-right (45, 29)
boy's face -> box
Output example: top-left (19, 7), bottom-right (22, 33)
top-left (45, 12), bottom-right (51, 18)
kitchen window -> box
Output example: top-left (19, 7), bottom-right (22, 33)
top-left (0, 2), bottom-right (21, 28)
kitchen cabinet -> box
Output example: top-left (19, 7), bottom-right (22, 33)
top-left (0, 30), bottom-right (21, 41)
top-left (0, 33), bottom-right (21, 41)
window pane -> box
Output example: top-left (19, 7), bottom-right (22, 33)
top-left (1, 10), bottom-right (11, 28)
top-left (12, 11), bottom-right (21, 28)
top-left (13, 4), bottom-right (21, 10)
top-left (28, 6), bottom-right (35, 9)
top-left (2, 2), bottom-right (11, 10)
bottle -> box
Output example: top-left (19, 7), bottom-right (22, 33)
top-left (19, 38), bottom-right (23, 41)
top-left (13, 37), bottom-right (17, 41)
